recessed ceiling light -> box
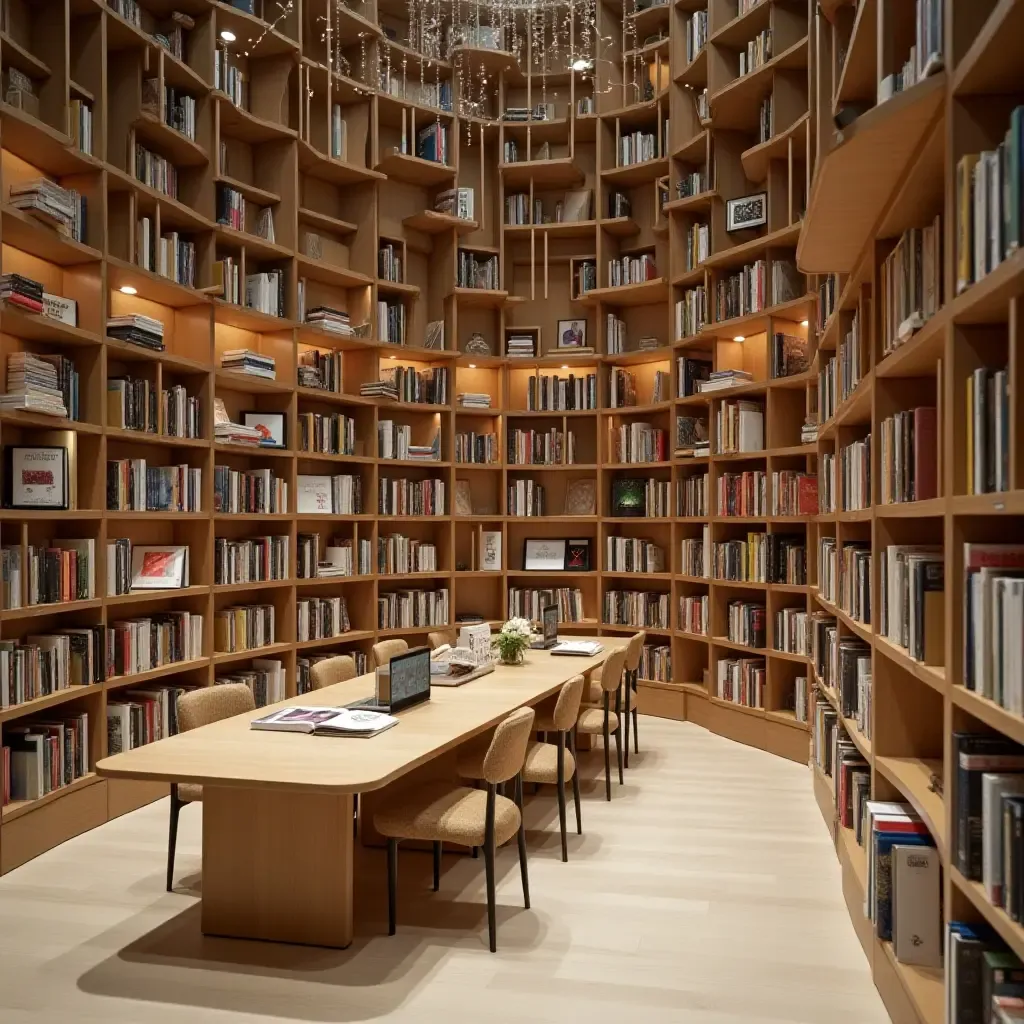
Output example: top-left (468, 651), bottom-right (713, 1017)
top-left (562, 365), bottom-right (569, 370)
top-left (119, 285), bottom-right (137, 295)
top-left (220, 30), bottom-right (236, 42)
top-left (800, 319), bottom-right (809, 327)
top-left (389, 354), bottom-right (397, 359)
top-left (468, 363), bottom-right (476, 369)
top-left (733, 335), bottom-right (745, 342)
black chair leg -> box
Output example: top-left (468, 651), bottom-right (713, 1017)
top-left (432, 840), bottom-right (441, 892)
top-left (353, 793), bottom-right (359, 837)
top-left (602, 693), bottom-right (612, 802)
top-left (622, 685), bottom-right (630, 770)
top-left (484, 785), bottom-right (497, 952)
top-left (614, 723), bottom-right (623, 785)
top-left (633, 705), bottom-right (639, 754)
top-left (514, 774), bottom-right (530, 907)
top-left (386, 838), bottom-right (398, 936)
top-left (472, 846), bottom-right (479, 859)
top-left (569, 730), bottom-right (582, 834)
top-left (166, 787), bottom-right (181, 893)
top-left (556, 736), bottom-right (568, 862)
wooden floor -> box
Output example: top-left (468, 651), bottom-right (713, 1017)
top-left (0, 718), bottom-right (889, 1024)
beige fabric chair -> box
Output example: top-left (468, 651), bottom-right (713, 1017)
top-left (374, 706), bottom-right (535, 952)
top-left (309, 654), bottom-right (357, 689)
top-left (371, 638), bottom-right (408, 668)
top-left (621, 631), bottom-right (645, 767)
top-left (427, 629), bottom-right (456, 649)
top-left (167, 683), bottom-right (256, 891)
top-left (576, 646), bottom-right (628, 801)
top-left (458, 675), bottom-right (585, 862)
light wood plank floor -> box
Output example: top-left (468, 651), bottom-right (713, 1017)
top-left (0, 719), bottom-right (889, 1024)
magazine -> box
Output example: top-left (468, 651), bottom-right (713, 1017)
top-left (250, 706), bottom-right (398, 737)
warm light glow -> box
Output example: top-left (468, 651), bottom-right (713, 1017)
top-left (733, 335), bottom-right (745, 342)
top-left (389, 354), bottom-right (397, 359)
top-left (571, 58), bottom-right (592, 71)
top-left (800, 319), bottom-right (809, 327)
top-left (119, 285), bottom-right (138, 295)
top-left (220, 30), bottom-right (236, 41)
top-left (468, 363), bottom-right (476, 369)
top-left (562, 364), bottom-right (569, 370)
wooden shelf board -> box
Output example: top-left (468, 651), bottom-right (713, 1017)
top-left (952, 866), bottom-right (1024, 964)
top-left (0, 31), bottom-right (52, 80)
top-left (601, 157), bottom-right (669, 188)
top-left (741, 113), bottom-right (810, 183)
top-left (220, 174), bottom-right (282, 208)
top-left (877, 939), bottom-right (944, 1024)
top-left (0, 684), bottom-right (99, 725)
top-left (875, 634), bottom-right (946, 695)
top-left (874, 755), bottom-right (946, 855)
top-left (1, 204), bottom-right (100, 266)
top-left (105, 658), bottom-right (209, 692)
top-left (702, 223), bottom-right (802, 270)
top-left (134, 113), bottom-right (209, 168)
top-left (500, 158), bottom-right (585, 188)
top-left (953, 0), bottom-right (1024, 96)
top-left (797, 73), bottom-right (946, 274)
top-left (403, 210), bottom-right (478, 235)
top-left (832, 0), bottom-right (878, 111)
top-left (376, 151), bottom-right (456, 186)
top-left (295, 254), bottom-right (373, 290)
top-left (1, 772), bottom-right (100, 824)
top-left (212, 299), bottom-right (295, 333)
top-left (577, 278), bottom-right (668, 307)
top-left (107, 257), bottom-right (213, 310)
top-left (0, 102), bottom-right (93, 176)
top-left (674, 47), bottom-right (707, 89)
top-left (709, 37), bottom-right (809, 131)
top-left (216, 95), bottom-right (297, 144)
top-left (298, 141), bottom-right (386, 185)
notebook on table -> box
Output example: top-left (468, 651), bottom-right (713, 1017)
top-left (550, 640), bottom-right (604, 656)
top-left (251, 706), bottom-right (398, 737)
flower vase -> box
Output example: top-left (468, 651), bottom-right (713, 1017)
top-left (500, 648), bottom-right (525, 666)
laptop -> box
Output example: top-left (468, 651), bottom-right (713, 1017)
top-left (530, 605), bottom-right (559, 650)
top-left (348, 647), bottom-right (431, 713)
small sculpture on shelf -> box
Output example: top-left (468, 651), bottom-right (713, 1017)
top-left (464, 332), bottom-right (490, 355)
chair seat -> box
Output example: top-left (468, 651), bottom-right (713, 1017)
top-left (374, 781), bottom-right (521, 848)
top-left (577, 707), bottom-right (618, 734)
top-left (521, 741), bottom-right (575, 785)
top-left (177, 783), bottom-right (202, 803)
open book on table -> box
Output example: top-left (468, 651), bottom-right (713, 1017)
top-left (251, 706), bottom-right (398, 737)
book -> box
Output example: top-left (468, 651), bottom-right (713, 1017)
top-left (251, 707), bottom-right (393, 737)
top-left (891, 844), bottom-right (941, 966)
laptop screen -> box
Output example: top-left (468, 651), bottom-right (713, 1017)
top-left (387, 647), bottom-right (431, 711)
top-left (542, 605), bottom-right (558, 645)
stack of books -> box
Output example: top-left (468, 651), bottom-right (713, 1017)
top-left (214, 419), bottom-right (263, 446)
top-left (221, 349), bottom-right (276, 379)
top-left (407, 432), bottom-right (441, 462)
top-left (435, 187), bottom-right (474, 221)
top-left (0, 274), bottom-right (43, 313)
top-left (458, 393), bottom-right (491, 408)
top-left (1, 352), bottom-right (73, 417)
top-left (697, 369), bottom-right (753, 393)
top-left (9, 179), bottom-right (86, 241)
top-left (108, 314), bottom-right (165, 351)
top-left (506, 333), bottom-right (536, 358)
top-left (360, 380), bottom-right (400, 401)
top-left (304, 306), bottom-right (353, 336)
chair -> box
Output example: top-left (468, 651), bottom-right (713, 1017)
top-left (309, 654), bottom-right (357, 689)
top-left (167, 683), bottom-right (256, 891)
top-left (620, 631), bottom-right (646, 767)
top-left (458, 675), bottom-right (585, 862)
top-left (371, 638), bottom-right (408, 668)
top-left (428, 629), bottom-right (456, 649)
top-left (374, 706), bottom-right (535, 952)
top-left (576, 646), bottom-right (628, 801)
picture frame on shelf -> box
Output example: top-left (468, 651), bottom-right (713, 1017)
top-left (566, 538), bottom-right (591, 571)
top-left (726, 192), bottom-right (768, 232)
top-left (563, 479), bottom-right (596, 516)
top-left (3, 445), bottom-right (69, 510)
top-left (480, 530), bottom-right (502, 571)
top-left (130, 545), bottom-right (190, 590)
top-left (454, 479), bottom-right (473, 516)
top-left (612, 478), bottom-right (646, 517)
top-left (243, 411), bottom-right (287, 448)
top-left (557, 319), bottom-right (587, 350)
top-left (524, 538), bottom-right (567, 571)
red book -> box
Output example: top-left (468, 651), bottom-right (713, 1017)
top-left (797, 474), bottom-right (818, 515)
top-left (913, 406), bottom-right (938, 500)
top-left (4, 293), bottom-right (44, 313)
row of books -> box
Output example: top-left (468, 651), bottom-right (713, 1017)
top-left (727, 600), bottom-right (765, 648)
top-left (680, 527), bottom-right (710, 577)
top-left (880, 218), bottom-right (942, 356)
top-left (818, 537), bottom-right (871, 625)
top-left (3, 349), bottom-right (77, 419)
top-left (135, 220), bottom-right (196, 287)
top-left (106, 687), bottom-right (187, 757)
top-left (775, 607), bottom-right (811, 656)
top-left (298, 651), bottom-right (367, 694)
top-left (675, 286), bottom-right (707, 339)
top-left (10, 179), bottom-right (87, 241)
top-left (717, 657), bottom-right (765, 708)
top-left (508, 588), bottom-right (583, 623)
top-left (296, 597), bottom-right (351, 642)
top-left (604, 590), bottom-right (670, 629)
top-left (456, 430), bottom-right (499, 464)
top-left (878, 406), bottom-right (937, 504)
top-left (377, 588), bottom-right (449, 629)
top-left (295, 474), bottom-right (362, 515)
top-left (297, 535), bottom-right (372, 579)
top-left (298, 348), bottom-right (344, 393)
top-left (378, 477), bottom-right (443, 516)
top-left (456, 251), bottom-right (498, 290)
top-left (717, 470), bottom-right (766, 518)
top-left (109, 612), bottom-right (203, 678)
top-left (213, 604), bottom-right (275, 655)
top-left (216, 663), bottom-right (285, 708)
top-left (106, 461), bottom-right (202, 512)
top-left (507, 479), bottom-right (545, 517)
top-left (298, 412), bottom-right (356, 456)
top-left (378, 536), bottom-right (438, 575)
top-left (3, 712), bottom-right (90, 804)
top-left (525, 373), bottom-right (598, 411)
top-left (678, 472), bottom-right (708, 517)
top-left (715, 399), bottom-right (763, 454)
top-left (213, 536), bottom-right (289, 586)
top-left (612, 422), bottom-right (667, 464)
top-left (605, 537), bottom-right (665, 575)
top-left (607, 253), bottom-right (656, 287)
top-left (507, 428), bottom-right (575, 466)
top-left (214, 466), bottom-right (289, 514)
top-left (679, 594), bottom-right (708, 635)
top-left (839, 436), bottom-right (871, 511)
top-left (378, 298), bottom-right (405, 344)
top-left (638, 643), bottom-right (671, 682)
top-left (738, 29), bottom-right (771, 76)
top-left (712, 533), bottom-right (806, 585)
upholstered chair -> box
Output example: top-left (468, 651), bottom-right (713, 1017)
top-left (309, 654), bottom-right (358, 689)
top-left (427, 629), bottom-right (456, 649)
top-left (620, 631), bottom-right (646, 765)
top-left (374, 706), bottom-right (535, 952)
top-left (371, 638), bottom-right (408, 668)
top-left (576, 646), bottom-right (628, 801)
top-left (167, 683), bottom-right (256, 891)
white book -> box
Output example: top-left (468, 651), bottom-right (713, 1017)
top-left (891, 844), bottom-right (941, 967)
top-left (251, 706), bottom-right (398, 736)
top-left (297, 475), bottom-right (333, 514)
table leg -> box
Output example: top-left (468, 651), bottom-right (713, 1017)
top-left (202, 785), bottom-right (354, 948)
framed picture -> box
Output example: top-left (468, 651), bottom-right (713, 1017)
top-left (242, 411), bottom-right (286, 448)
top-left (480, 530), bottom-right (502, 571)
top-left (524, 538), bottom-right (567, 571)
top-left (612, 478), bottom-right (646, 517)
top-left (556, 319), bottom-right (587, 350)
top-left (130, 545), bottom-right (190, 590)
top-left (565, 538), bottom-right (591, 571)
top-left (726, 192), bottom-right (768, 232)
top-left (454, 479), bottom-right (473, 516)
top-left (3, 445), bottom-right (69, 510)
top-left (563, 479), bottom-right (596, 516)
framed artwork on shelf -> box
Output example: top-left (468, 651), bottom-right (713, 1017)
top-left (557, 319), bottom-right (587, 350)
top-left (726, 192), bottom-right (767, 232)
top-left (130, 545), bottom-right (190, 590)
top-left (566, 538), bottom-right (591, 571)
top-left (243, 411), bottom-right (286, 448)
top-left (3, 446), bottom-right (70, 510)
top-left (564, 479), bottom-right (596, 516)
top-left (612, 478), bottom-right (646, 517)
top-left (524, 538), bottom-right (567, 571)
top-left (454, 479), bottom-right (473, 516)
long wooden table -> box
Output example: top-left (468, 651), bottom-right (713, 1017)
top-left (95, 639), bottom-right (625, 948)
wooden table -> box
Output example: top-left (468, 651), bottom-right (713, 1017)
top-left (95, 639), bottom-right (625, 948)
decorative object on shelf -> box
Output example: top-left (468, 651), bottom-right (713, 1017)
top-left (638, 336), bottom-right (660, 351)
top-left (524, 538), bottom-right (567, 571)
top-left (566, 538), bottom-right (591, 571)
top-left (130, 544), bottom-right (189, 590)
top-left (480, 530), bottom-right (502, 571)
top-left (491, 617), bottom-right (532, 666)
top-left (454, 479), bottom-right (473, 516)
top-left (612, 478), bottom-right (646, 517)
top-left (564, 479), bottom-right (596, 516)
top-left (425, 320), bottom-right (445, 350)
top-left (464, 331), bottom-right (490, 355)
top-left (725, 192), bottom-right (768, 232)
top-left (242, 411), bottom-right (286, 449)
top-left (3, 445), bottom-right (69, 510)
top-left (562, 189), bottom-right (592, 222)
top-left (557, 319), bottom-right (587, 349)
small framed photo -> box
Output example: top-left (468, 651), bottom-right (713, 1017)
top-left (726, 192), bottom-right (768, 232)
top-left (565, 538), bottom-right (591, 571)
top-left (243, 410), bottom-right (286, 448)
top-left (556, 319), bottom-right (587, 350)
top-left (130, 545), bottom-right (190, 590)
top-left (3, 445), bottom-right (69, 510)
top-left (524, 538), bottom-right (567, 571)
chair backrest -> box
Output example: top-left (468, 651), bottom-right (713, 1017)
top-left (625, 631), bottom-right (646, 673)
top-left (598, 647), bottom-right (628, 694)
top-left (552, 674), bottom-right (585, 732)
top-left (371, 638), bottom-right (408, 668)
top-left (482, 707), bottom-right (535, 785)
top-left (428, 629), bottom-right (456, 650)
top-left (177, 683), bottom-right (256, 734)
top-left (309, 654), bottom-right (357, 690)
